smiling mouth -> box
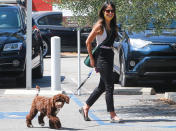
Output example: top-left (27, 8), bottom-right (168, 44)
top-left (107, 15), bottom-right (113, 17)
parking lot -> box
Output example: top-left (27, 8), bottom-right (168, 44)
top-left (0, 0), bottom-right (176, 130)
top-left (0, 54), bottom-right (176, 131)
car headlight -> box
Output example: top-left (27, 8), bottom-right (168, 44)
top-left (3, 42), bottom-right (23, 51)
top-left (130, 38), bottom-right (152, 48)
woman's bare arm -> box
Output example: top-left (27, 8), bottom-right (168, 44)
top-left (86, 23), bottom-right (102, 67)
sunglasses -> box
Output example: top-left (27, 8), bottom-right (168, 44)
top-left (105, 10), bottom-right (115, 13)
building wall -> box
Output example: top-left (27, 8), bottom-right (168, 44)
top-left (32, 0), bottom-right (52, 11)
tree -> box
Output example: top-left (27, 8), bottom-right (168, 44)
top-left (43, 0), bottom-right (176, 33)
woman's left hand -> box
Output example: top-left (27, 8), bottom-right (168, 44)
top-left (95, 67), bottom-right (99, 73)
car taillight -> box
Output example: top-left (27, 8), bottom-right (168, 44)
top-left (32, 25), bottom-right (38, 30)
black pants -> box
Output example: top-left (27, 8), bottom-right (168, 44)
top-left (86, 48), bottom-right (114, 112)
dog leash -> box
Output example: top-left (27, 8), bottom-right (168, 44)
top-left (69, 69), bottom-right (94, 98)
top-left (77, 69), bottom-right (94, 92)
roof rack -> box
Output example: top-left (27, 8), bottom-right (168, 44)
top-left (0, 0), bottom-right (25, 5)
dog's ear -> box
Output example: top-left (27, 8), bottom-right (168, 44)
top-left (51, 97), bottom-right (55, 108)
top-left (63, 95), bottom-right (70, 104)
top-left (47, 97), bottom-right (55, 113)
top-left (54, 94), bottom-right (70, 104)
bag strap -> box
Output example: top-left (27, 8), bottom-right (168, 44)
top-left (97, 29), bottom-right (114, 47)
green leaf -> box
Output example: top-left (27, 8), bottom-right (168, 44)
top-left (42, 0), bottom-right (176, 33)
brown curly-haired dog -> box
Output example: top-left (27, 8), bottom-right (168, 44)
top-left (26, 85), bottom-right (70, 129)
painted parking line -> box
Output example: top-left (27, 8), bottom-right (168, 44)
top-left (69, 94), bottom-right (110, 125)
top-left (0, 112), bottom-right (28, 119)
top-left (1, 94), bottom-right (176, 129)
top-left (70, 94), bottom-right (176, 128)
top-left (1, 110), bottom-right (176, 129)
top-left (4, 89), bottom-right (72, 95)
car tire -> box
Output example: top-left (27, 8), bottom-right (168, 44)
top-left (119, 54), bottom-right (131, 87)
top-left (42, 40), bottom-right (48, 57)
top-left (33, 47), bottom-right (44, 78)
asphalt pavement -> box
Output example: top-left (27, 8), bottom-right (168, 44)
top-left (0, 53), bottom-right (176, 131)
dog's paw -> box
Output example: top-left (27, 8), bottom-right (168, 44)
top-left (27, 124), bottom-right (34, 128)
top-left (40, 123), bottom-right (45, 126)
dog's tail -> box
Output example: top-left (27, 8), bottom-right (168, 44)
top-left (36, 85), bottom-right (40, 96)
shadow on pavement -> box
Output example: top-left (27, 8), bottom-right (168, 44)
top-left (30, 126), bottom-right (84, 130)
top-left (0, 76), bottom-right (65, 89)
top-left (124, 119), bottom-right (176, 123)
top-left (32, 76), bottom-right (65, 88)
top-left (59, 127), bottom-right (84, 130)
top-left (137, 80), bottom-right (176, 93)
top-left (117, 102), bottom-right (176, 118)
top-left (0, 78), bottom-right (18, 89)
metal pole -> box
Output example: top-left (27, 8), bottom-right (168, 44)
top-left (51, 36), bottom-right (61, 91)
top-left (77, 28), bottom-right (81, 95)
top-left (26, 0), bottom-right (32, 90)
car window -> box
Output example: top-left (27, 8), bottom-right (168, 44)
top-left (0, 7), bottom-right (21, 29)
top-left (147, 19), bottom-right (176, 29)
top-left (38, 14), bottom-right (62, 26)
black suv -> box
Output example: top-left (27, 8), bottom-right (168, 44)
top-left (0, 1), bottom-right (44, 85)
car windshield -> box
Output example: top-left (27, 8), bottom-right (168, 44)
top-left (0, 8), bottom-right (21, 29)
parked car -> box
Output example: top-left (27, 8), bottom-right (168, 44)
top-left (0, 1), bottom-right (44, 85)
top-left (32, 11), bottom-right (76, 57)
top-left (80, 27), bottom-right (96, 48)
top-left (32, 11), bottom-right (92, 57)
top-left (113, 22), bottom-right (176, 87)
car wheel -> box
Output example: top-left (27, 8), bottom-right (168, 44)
top-left (33, 47), bottom-right (44, 78)
top-left (42, 40), bottom-right (48, 57)
top-left (119, 54), bottom-right (130, 87)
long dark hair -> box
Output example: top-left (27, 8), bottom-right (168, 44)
top-left (98, 1), bottom-right (118, 36)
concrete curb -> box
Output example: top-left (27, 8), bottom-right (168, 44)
top-left (4, 89), bottom-right (71, 96)
top-left (141, 88), bottom-right (156, 95)
top-left (114, 87), bottom-right (156, 95)
top-left (3, 87), bottom-right (156, 96)
top-left (165, 92), bottom-right (176, 102)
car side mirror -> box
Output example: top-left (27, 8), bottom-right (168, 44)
top-left (20, 0), bottom-right (26, 7)
top-left (113, 41), bottom-right (120, 48)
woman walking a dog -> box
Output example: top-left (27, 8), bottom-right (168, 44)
top-left (79, 1), bottom-right (123, 123)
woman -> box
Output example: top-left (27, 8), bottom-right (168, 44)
top-left (79, 1), bottom-right (123, 123)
